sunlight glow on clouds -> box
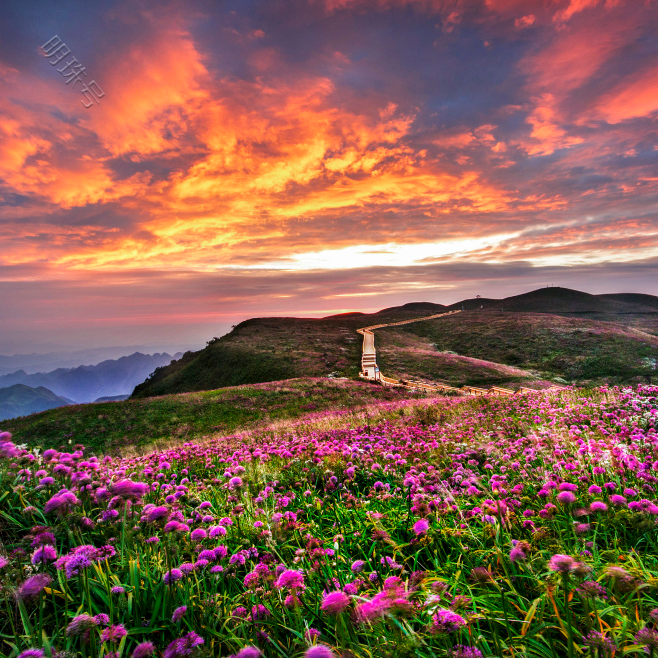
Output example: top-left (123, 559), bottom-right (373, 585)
top-left (0, 0), bottom-right (657, 350)
top-left (230, 234), bottom-right (522, 271)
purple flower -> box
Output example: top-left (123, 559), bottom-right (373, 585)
top-left (101, 624), bottom-right (127, 643)
top-left (44, 491), bottom-right (79, 515)
top-left (163, 631), bottom-right (205, 658)
top-left (275, 569), bottom-right (305, 590)
top-left (164, 521), bottom-right (190, 533)
top-left (31, 544), bottom-right (57, 565)
top-left (64, 553), bottom-right (93, 579)
top-left (132, 642), bottom-right (156, 658)
top-left (581, 630), bottom-right (615, 655)
top-left (232, 648), bottom-right (262, 658)
top-left (556, 491), bottom-right (576, 504)
top-left (16, 573), bottom-right (52, 600)
top-left (320, 590), bottom-right (350, 615)
top-left (163, 569), bottom-right (184, 584)
top-left (250, 604), bottom-right (271, 621)
top-left (509, 547), bottom-right (526, 563)
top-left (590, 501), bottom-right (608, 513)
top-left (111, 479), bottom-right (150, 499)
top-left (351, 560), bottom-right (365, 573)
top-left (111, 586), bottom-right (126, 594)
top-left (449, 647), bottom-right (483, 658)
top-left (190, 528), bottom-right (207, 541)
top-left (17, 651), bottom-right (45, 658)
top-left (31, 532), bottom-right (56, 547)
top-left (431, 609), bottom-right (467, 633)
top-left (172, 606), bottom-right (187, 622)
top-left (635, 628), bottom-right (658, 649)
top-left (66, 614), bottom-right (98, 637)
top-left (244, 572), bottom-right (260, 588)
top-left (412, 518), bottom-right (430, 535)
top-left (548, 554), bottom-right (577, 574)
top-left (94, 613), bottom-right (110, 625)
top-left (305, 646), bottom-right (336, 658)
top-left (145, 506), bottom-right (169, 523)
top-left (576, 581), bottom-right (607, 600)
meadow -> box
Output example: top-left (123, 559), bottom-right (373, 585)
top-left (2, 379), bottom-right (420, 455)
top-left (0, 384), bottom-right (657, 658)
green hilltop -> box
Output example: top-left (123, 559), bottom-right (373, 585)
top-left (132, 286), bottom-right (658, 398)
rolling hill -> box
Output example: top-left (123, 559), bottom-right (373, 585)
top-left (0, 384), bottom-right (72, 421)
top-left (132, 286), bottom-right (658, 398)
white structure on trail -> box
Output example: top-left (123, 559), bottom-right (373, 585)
top-left (356, 310), bottom-right (564, 397)
top-left (357, 310), bottom-right (461, 384)
top-left (359, 329), bottom-right (379, 380)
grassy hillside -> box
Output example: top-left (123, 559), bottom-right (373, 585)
top-left (373, 328), bottom-right (543, 387)
top-left (132, 291), bottom-right (658, 399)
top-left (132, 313), bottom-right (395, 398)
top-left (394, 311), bottom-right (658, 383)
top-left (1, 378), bottom-right (419, 454)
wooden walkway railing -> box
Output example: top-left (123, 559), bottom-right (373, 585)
top-left (357, 310), bottom-right (564, 397)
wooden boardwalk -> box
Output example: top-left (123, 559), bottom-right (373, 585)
top-left (357, 310), bottom-right (564, 397)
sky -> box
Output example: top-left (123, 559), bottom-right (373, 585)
top-left (1, 0), bottom-right (657, 354)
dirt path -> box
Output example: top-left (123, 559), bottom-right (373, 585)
top-left (357, 310), bottom-right (560, 397)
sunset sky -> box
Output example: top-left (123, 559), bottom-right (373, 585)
top-left (1, 0), bottom-right (657, 353)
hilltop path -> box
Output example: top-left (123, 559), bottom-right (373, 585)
top-left (357, 310), bottom-right (558, 397)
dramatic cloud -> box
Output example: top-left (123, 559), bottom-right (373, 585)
top-left (0, 0), bottom-right (656, 351)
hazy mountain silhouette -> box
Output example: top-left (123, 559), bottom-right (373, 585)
top-left (0, 352), bottom-right (183, 403)
top-left (0, 384), bottom-right (72, 421)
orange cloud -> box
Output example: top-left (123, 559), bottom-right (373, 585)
top-left (591, 65), bottom-right (658, 123)
top-left (552, 0), bottom-right (624, 25)
top-left (0, 65), bottom-right (155, 209)
top-left (521, 20), bottom-right (632, 97)
top-left (514, 14), bottom-right (536, 28)
top-left (82, 22), bottom-right (209, 158)
top-left (518, 94), bottom-right (583, 156)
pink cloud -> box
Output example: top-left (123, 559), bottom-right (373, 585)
top-left (591, 65), bottom-right (658, 123)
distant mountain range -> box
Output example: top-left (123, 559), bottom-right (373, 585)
top-left (0, 345), bottom-right (198, 376)
top-left (0, 384), bottom-right (73, 421)
top-left (0, 352), bottom-right (183, 403)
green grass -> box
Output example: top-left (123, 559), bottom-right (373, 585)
top-left (2, 378), bottom-right (420, 454)
top-left (398, 311), bottom-right (658, 384)
top-left (374, 328), bottom-right (539, 388)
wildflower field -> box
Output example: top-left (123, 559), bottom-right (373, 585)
top-left (1, 385), bottom-right (657, 658)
